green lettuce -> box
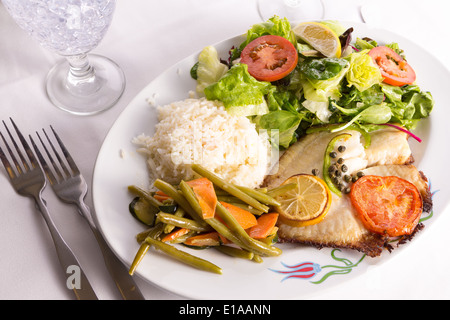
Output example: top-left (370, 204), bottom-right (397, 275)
top-left (257, 110), bottom-right (302, 148)
top-left (204, 64), bottom-right (271, 116)
top-left (300, 61), bottom-right (349, 102)
top-left (239, 15), bottom-right (296, 50)
top-left (195, 46), bottom-right (229, 95)
top-left (345, 49), bottom-right (383, 92)
top-left (381, 84), bottom-right (434, 129)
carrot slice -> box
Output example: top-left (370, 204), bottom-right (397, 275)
top-left (155, 190), bottom-right (170, 197)
top-left (154, 194), bottom-right (170, 202)
top-left (154, 190), bottom-right (171, 202)
top-left (247, 213), bottom-right (279, 239)
top-left (186, 178), bottom-right (217, 219)
top-left (219, 201), bottom-right (258, 229)
top-left (161, 228), bottom-right (190, 242)
top-left (184, 232), bottom-right (221, 247)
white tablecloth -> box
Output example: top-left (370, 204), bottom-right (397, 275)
top-left (1, 0), bottom-right (449, 300)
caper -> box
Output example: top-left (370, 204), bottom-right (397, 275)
top-left (337, 158), bottom-right (344, 164)
top-left (338, 145), bottom-right (346, 153)
top-left (328, 164), bottom-right (336, 173)
top-left (344, 175), bottom-right (352, 183)
top-left (312, 168), bottom-right (319, 176)
top-left (352, 175), bottom-right (359, 183)
top-left (330, 151), bottom-right (337, 158)
top-left (344, 187), bottom-right (351, 194)
top-left (357, 171), bottom-right (365, 178)
top-left (335, 170), bottom-right (342, 177)
top-left (341, 164), bottom-right (348, 172)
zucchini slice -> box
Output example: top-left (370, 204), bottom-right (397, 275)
top-left (129, 197), bottom-right (158, 226)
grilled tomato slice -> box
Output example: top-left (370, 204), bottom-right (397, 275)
top-left (350, 175), bottom-right (422, 237)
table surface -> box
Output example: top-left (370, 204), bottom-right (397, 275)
top-left (1, 0), bottom-right (450, 300)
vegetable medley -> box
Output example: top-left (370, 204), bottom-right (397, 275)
top-left (192, 16), bottom-right (434, 149)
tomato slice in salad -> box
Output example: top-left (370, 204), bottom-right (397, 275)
top-left (350, 175), bottom-right (422, 237)
top-left (368, 46), bottom-right (416, 86)
top-left (240, 35), bottom-right (298, 82)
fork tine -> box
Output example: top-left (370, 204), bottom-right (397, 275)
top-left (37, 130), bottom-right (66, 180)
top-left (30, 134), bottom-right (58, 185)
top-left (40, 128), bottom-right (73, 178)
top-left (50, 125), bottom-right (80, 175)
top-left (2, 120), bottom-right (27, 173)
top-left (9, 118), bottom-right (39, 169)
top-left (0, 142), bottom-right (16, 179)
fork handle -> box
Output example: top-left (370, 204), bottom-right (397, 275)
top-left (77, 201), bottom-right (145, 300)
top-left (34, 196), bottom-right (98, 300)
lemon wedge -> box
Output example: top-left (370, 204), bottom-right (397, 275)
top-left (274, 174), bottom-right (332, 227)
top-left (293, 21), bottom-right (341, 58)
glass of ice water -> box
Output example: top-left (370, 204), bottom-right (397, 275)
top-left (257, 0), bottom-right (324, 22)
top-left (2, 0), bottom-right (125, 116)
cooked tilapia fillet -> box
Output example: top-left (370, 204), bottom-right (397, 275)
top-left (277, 164), bottom-right (430, 257)
top-left (263, 128), bottom-right (412, 188)
top-left (262, 129), bottom-right (428, 257)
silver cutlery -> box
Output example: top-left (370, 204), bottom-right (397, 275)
top-left (32, 125), bottom-right (145, 300)
top-left (0, 118), bottom-right (98, 300)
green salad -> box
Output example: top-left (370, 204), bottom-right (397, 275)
top-left (191, 16), bottom-right (434, 149)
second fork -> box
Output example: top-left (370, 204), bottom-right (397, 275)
top-left (32, 126), bottom-right (145, 300)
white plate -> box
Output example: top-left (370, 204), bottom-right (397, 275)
top-left (92, 22), bottom-right (449, 299)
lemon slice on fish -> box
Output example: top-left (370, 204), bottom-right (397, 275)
top-left (293, 21), bottom-right (341, 58)
top-left (274, 174), bottom-right (332, 227)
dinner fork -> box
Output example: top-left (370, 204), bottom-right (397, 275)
top-left (32, 126), bottom-right (145, 300)
top-left (0, 118), bottom-right (98, 300)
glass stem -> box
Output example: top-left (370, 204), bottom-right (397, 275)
top-left (66, 54), bottom-right (101, 95)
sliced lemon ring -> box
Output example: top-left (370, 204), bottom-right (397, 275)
top-left (274, 174), bottom-right (332, 227)
top-left (293, 21), bottom-right (341, 58)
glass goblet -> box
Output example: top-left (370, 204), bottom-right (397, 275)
top-left (257, 0), bottom-right (324, 22)
top-left (2, 0), bottom-right (125, 116)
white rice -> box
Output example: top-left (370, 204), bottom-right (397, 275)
top-left (133, 98), bottom-right (271, 189)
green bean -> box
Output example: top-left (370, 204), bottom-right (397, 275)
top-left (217, 195), bottom-right (245, 204)
top-left (153, 179), bottom-right (207, 227)
top-left (130, 223), bottom-right (165, 274)
top-left (136, 223), bottom-right (164, 243)
top-left (215, 246), bottom-right (254, 261)
top-left (166, 230), bottom-right (196, 244)
top-left (236, 185), bottom-right (280, 207)
top-left (215, 202), bottom-right (282, 257)
top-left (223, 202), bottom-right (264, 216)
top-left (128, 185), bottom-right (163, 208)
top-left (163, 206), bottom-right (185, 234)
top-left (129, 242), bottom-right (150, 275)
top-left (252, 255), bottom-right (264, 263)
top-left (157, 212), bottom-right (211, 232)
top-left (180, 179), bottom-right (281, 257)
top-left (266, 183), bottom-right (297, 198)
top-left (191, 164), bottom-right (269, 213)
top-left (145, 237), bottom-right (222, 274)
top-left (177, 180), bottom-right (210, 219)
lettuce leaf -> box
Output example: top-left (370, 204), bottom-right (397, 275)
top-left (240, 15), bottom-right (296, 50)
top-left (195, 46), bottom-right (229, 96)
top-left (345, 49), bottom-right (383, 92)
top-left (204, 64), bottom-right (271, 116)
top-left (300, 60), bottom-right (349, 102)
top-left (381, 84), bottom-right (434, 129)
top-left (257, 110), bottom-right (302, 148)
